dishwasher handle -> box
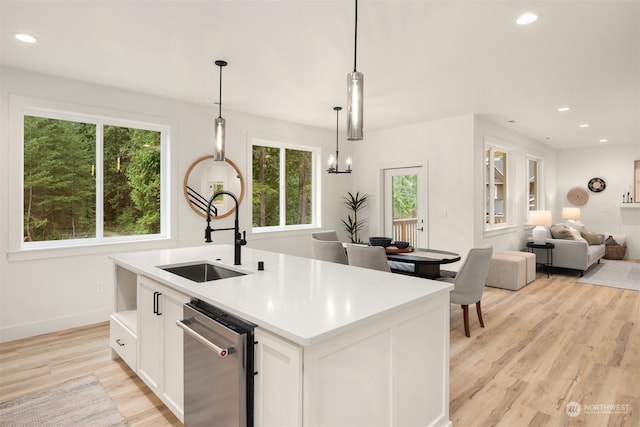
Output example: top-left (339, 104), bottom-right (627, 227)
top-left (176, 318), bottom-right (232, 357)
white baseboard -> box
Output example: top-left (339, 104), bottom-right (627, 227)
top-left (0, 307), bottom-right (112, 343)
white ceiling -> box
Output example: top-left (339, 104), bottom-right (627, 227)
top-left (1, 0), bottom-right (638, 149)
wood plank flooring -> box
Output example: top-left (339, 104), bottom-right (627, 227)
top-left (1, 265), bottom-right (638, 426)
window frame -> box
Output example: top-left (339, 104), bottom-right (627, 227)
top-left (526, 155), bottom-right (544, 213)
top-left (484, 138), bottom-right (512, 231)
top-left (8, 95), bottom-right (175, 258)
top-left (249, 136), bottom-right (321, 234)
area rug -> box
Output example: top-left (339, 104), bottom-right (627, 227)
top-left (577, 260), bottom-right (640, 291)
top-left (0, 375), bottom-right (128, 427)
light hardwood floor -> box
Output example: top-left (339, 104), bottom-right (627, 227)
top-left (1, 266), bottom-right (638, 427)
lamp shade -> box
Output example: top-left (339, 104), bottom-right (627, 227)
top-left (561, 207), bottom-right (581, 220)
top-left (528, 210), bottom-right (553, 225)
top-left (529, 210), bottom-right (552, 244)
top-left (347, 71), bottom-right (363, 140)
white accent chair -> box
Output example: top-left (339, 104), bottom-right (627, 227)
top-left (311, 239), bottom-right (348, 264)
top-left (438, 246), bottom-right (493, 337)
top-left (311, 230), bottom-right (340, 241)
top-left (345, 244), bottom-right (391, 272)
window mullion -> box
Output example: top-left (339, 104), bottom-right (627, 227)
top-left (96, 123), bottom-right (104, 239)
top-left (279, 148), bottom-right (286, 227)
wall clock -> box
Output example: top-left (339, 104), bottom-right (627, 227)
top-left (588, 177), bottom-right (606, 193)
top-left (567, 187), bottom-right (589, 206)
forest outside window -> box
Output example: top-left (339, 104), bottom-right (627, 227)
top-left (22, 111), bottom-right (168, 248)
top-left (251, 140), bottom-right (317, 231)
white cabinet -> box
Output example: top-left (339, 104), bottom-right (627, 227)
top-left (254, 328), bottom-right (302, 427)
top-left (254, 291), bottom-right (450, 427)
top-left (137, 276), bottom-right (189, 421)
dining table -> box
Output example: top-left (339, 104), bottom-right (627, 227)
top-left (385, 247), bottom-right (461, 279)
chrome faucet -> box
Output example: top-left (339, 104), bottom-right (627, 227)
top-left (204, 191), bottom-right (247, 265)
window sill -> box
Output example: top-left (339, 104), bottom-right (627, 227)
top-left (483, 225), bottom-right (518, 238)
top-left (7, 238), bottom-right (179, 262)
top-left (249, 225), bottom-right (320, 240)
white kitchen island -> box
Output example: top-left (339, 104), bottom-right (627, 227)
top-left (110, 244), bottom-right (453, 427)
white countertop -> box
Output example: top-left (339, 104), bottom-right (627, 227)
top-left (111, 244), bottom-right (452, 346)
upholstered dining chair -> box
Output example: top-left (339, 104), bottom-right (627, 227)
top-left (311, 230), bottom-right (340, 241)
top-left (311, 238), bottom-right (348, 264)
top-left (438, 246), bottom-right (493, 337)
top-left (345, 244), bottom-right (392, 272)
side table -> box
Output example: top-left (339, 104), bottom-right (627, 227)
top-left (526, 242), bottom-right (555, 278)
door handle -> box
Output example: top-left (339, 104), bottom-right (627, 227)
top-left (153, 291), bottom-right (162, 315)
top-left (176, 319), bottom-right (232, 358)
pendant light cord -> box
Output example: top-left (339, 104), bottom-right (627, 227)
top-left (218, 64), bottom-right (223, 118)
top-left (353, 0), bottom-right (358, 72)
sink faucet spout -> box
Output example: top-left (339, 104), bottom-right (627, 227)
top-left (205, 191), bottom-right (247, 265)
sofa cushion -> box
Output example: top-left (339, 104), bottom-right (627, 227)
top-left (550, 225), bottom-right (574, 240)
top-left (581, 231), bottom-right (602, 245)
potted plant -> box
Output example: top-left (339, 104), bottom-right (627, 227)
top-left (342, 191), bottom-right (369, 243)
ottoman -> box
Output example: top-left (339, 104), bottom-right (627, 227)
top-left (500, 250), bottom-right (536, 284)
top-left (486, 254), bottom-right (526, 291)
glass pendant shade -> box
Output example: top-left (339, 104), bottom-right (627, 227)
top-left (214, 116), bottom-right (225, 161)
top-left (347, 71), bottom-right (364, 140)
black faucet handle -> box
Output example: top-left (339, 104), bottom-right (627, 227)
top-left (204, 225), bottom-right (213, 243)
top-left (240, 230), bottom-right (247, 246)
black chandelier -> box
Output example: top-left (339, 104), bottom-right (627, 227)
top-left (327, 106), bottom-right (352, 174)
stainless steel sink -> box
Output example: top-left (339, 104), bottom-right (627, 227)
top-left (159, 262), bottom-right (246, 283)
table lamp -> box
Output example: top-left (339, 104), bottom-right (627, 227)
top-left (529, 210), bottom-right (552, 244)
top-left (561, 207), bottom-right (581, 226)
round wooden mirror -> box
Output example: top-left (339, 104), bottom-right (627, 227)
top-left (183, 156), bottom-right (245, 219)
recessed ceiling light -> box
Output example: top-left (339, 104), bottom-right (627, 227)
top-left (516, 13), bottom-right (538, 25)
top-left (507, 120), bottom-right (515, 124)
top-left (557, 107), bottom-right (571, 112)
top-left (15, 33), bottom-right (37, 44)
top-left (599, 139), bottom-right (608, 143)
top-left (579, 123), bottom-right (590, 128)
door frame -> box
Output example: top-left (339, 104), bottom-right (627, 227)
top-left (382, 163), bottom-right (428, 248)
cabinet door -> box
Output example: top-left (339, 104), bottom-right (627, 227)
top-left (254, 328), bottom-right (302, 427)
top-left (161, 288), bottom-right (189, 421)
top-left (137, 277), bottom-right (164, 393)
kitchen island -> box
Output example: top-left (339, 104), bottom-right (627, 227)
top-left (110, 244), bottom-right (453, 426)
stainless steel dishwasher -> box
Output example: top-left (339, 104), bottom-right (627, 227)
top-left (177, 299), bottom-right (255, 427)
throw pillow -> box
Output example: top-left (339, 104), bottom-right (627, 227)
top-left (569, 227), bottom-right (587, 242)
top-left (550, 225), bottom-right (574, 240)
top-left (605, 236), bottom-right (621, 246)
top-left (581, 231), bottom-right (602, 245)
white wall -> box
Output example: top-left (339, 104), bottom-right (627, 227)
top-left (0, 67), bottom-right (339, 342)
top-left (353, 115), bottom-right (559, 267)
top-left (557, 143), bottom-right (640, 259)
top-left (352, 115), bottom-right (476, 268)
top-left (472, 117), bottom-right (559, 253)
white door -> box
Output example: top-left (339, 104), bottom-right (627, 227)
top-left (384, 166), bottom-right (427, 248)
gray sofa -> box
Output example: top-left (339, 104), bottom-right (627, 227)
top-left (528, 232), bottom-right (605, 276)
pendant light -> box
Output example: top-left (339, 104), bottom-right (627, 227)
top-left (347, 0), bottom-right (363, 141)
top-left (327, 106), bottom-right (352, 174)
top-left (213, 60), bottom-right (228, 161)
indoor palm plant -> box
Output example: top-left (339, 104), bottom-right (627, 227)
top-left (342, 191), bottom-right (369, 243)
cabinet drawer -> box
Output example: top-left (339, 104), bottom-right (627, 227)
top-left (110, 314), bottom-right (137, 371)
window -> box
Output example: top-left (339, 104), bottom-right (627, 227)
top-left (251, 139), bottom-right (318, 231)
top-left (21, 107), bottom-right (169, 248)
top-left (485, 145), bottom-right (509, 228)
top-left (527, 157), bottom-right (541, 211)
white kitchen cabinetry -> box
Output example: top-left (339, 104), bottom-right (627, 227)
top-left (255, 292), bottom-right (450, 427)
top-left (254, 328), bottom-right (303, 427)
top-left (137, 276), bottom-right (189, 422)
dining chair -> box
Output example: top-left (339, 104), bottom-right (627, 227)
top-left (311, 238), bottom-right (348, 264)
top-left (438, 246), bottom-right (493, 337)
top-left (311, 230), bottom-right (340, 241)
top-left (345, 244), bottom-right (391, 272)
